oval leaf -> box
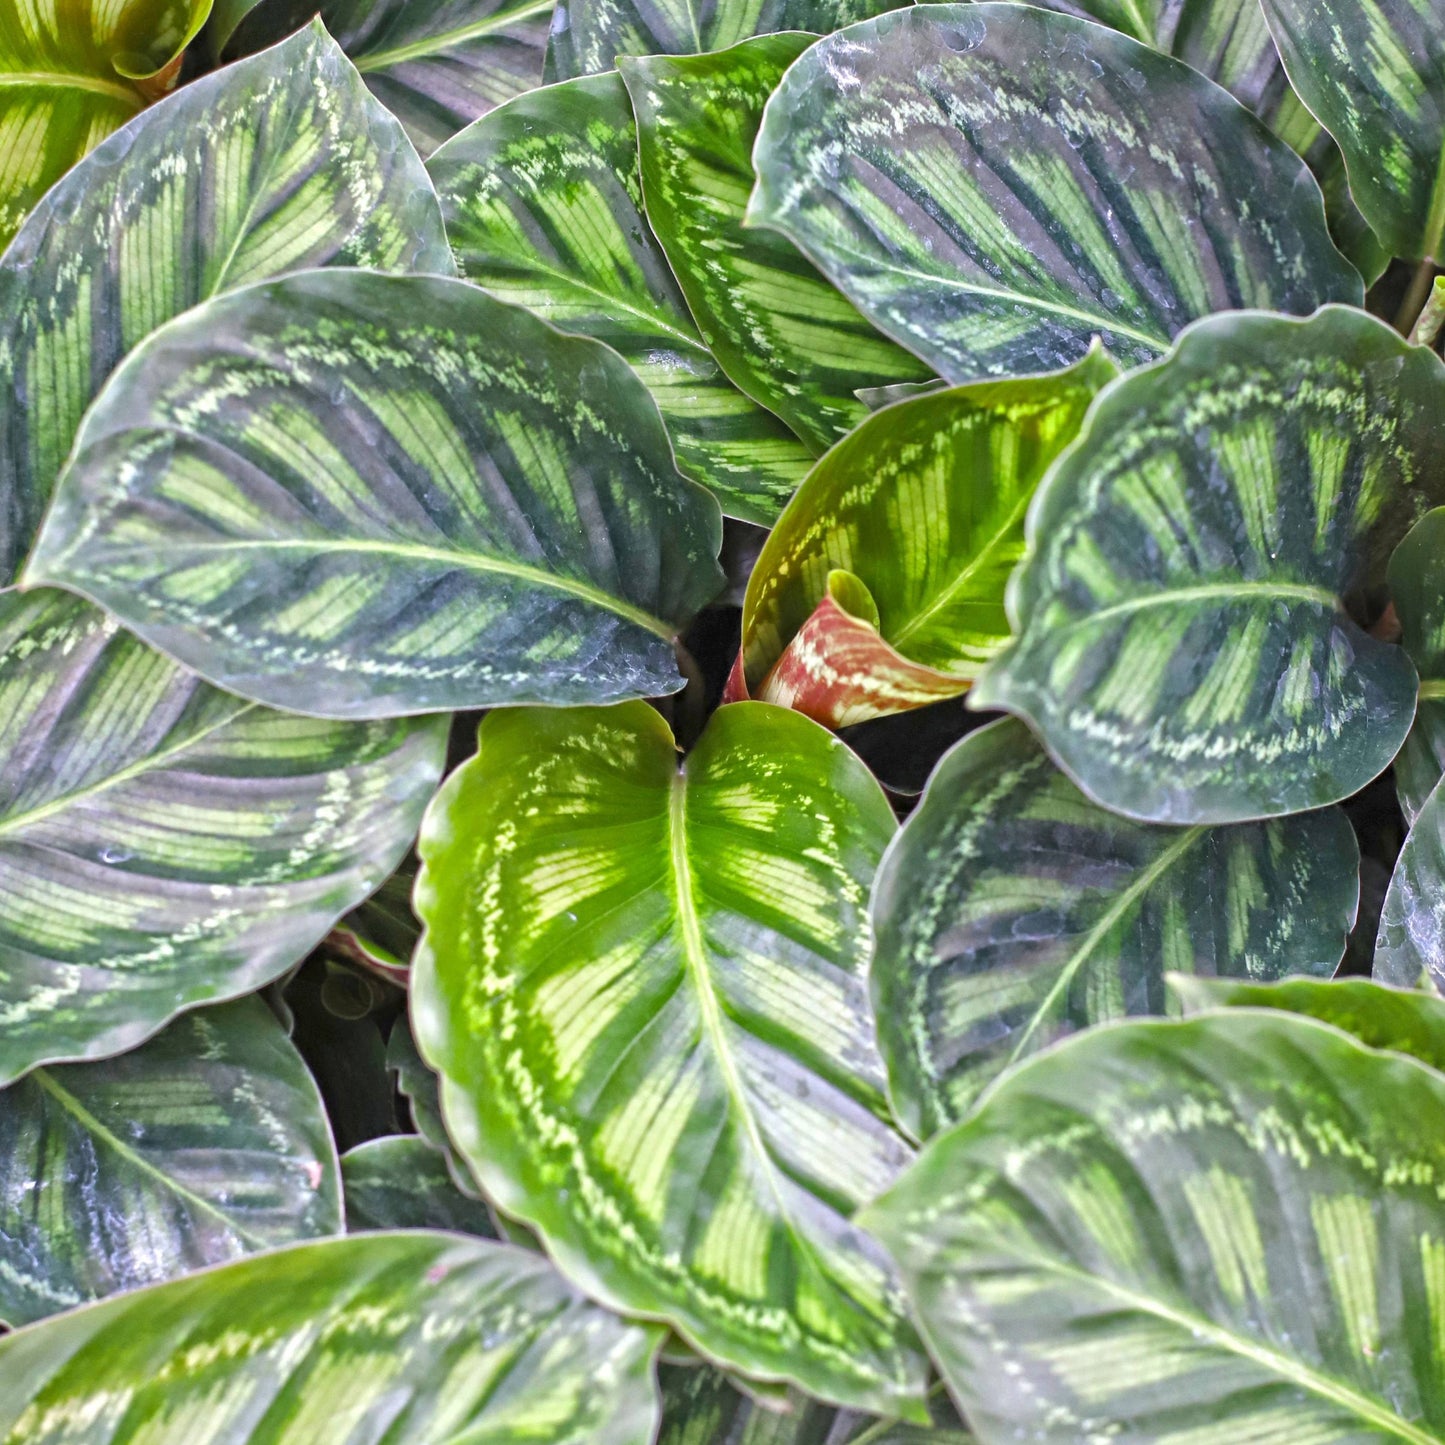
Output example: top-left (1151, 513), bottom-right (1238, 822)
top-left (867, 1012), bottom-right (1445, 1444)
top-left (0, 587), bottom-right (445, 1084)
top-left (26, 269), bottom-right (724, 718)
top-left (0, 997), bottom-right (339, 1327)
top-left (1389, 507), bottom-right (1445, 825)
top-left (429, 73), bottom-right (812, 524)
top-left (0, 1232), bottom-right (662, 1444)
top-left (872, 717), bottom-right (1358, 1139)
top-left (973, 306), bottom-right (1439, 824)
top-left (749, 4), bottom-right (1361, 385)
top-left (341, 1135), bottom-right (498, 1235)
top-left (0, 21), bottom-right (452, 585)
top-left (412, 700), bottom-right (927, 1413)
top-left (1376, 769), bottom-right (1445, 996)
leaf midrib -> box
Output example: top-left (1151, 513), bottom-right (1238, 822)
top-left (0, 70), bottom-right (142, 108)
top-left (1039, 579), bottom-right (1341, 630)
top-left (354, 0), bottom-right (555, 72)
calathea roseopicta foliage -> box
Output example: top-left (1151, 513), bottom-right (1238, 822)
top-left (5, 0), bottom-right (1445, 1440)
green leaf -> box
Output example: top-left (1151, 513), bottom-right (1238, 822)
top-left (1389, 507), bottom-right (1445, 825)
top-left (430, 73), bottom-right (812, 524)
top-left (0, 1232), bottom-right (663, 1444)
top-left (620, 36), bottom-right (932, 456)
top-left (1376, 771), bottom-right (1445, 996)
top-left (1261, 0), bottom-right (1445, 261)
top-left (26, 268), bottom-right (724, 719)
top-left (0, 20), bottom-right (453, 586)
top-left (749, 4), bottom-right (1361, 385)
top-left (0, 0), bottom-right (211, 250)
top-left (544, 0), bottom-right (909, 80)
top-left (0, 587), bottom-right (445, 1085)
top-left (738, 351), bottom-right (1116, 726)
top-left (866, 1012), bottom-right (1445, 1443)
top-left (412, 700), bottom-right (928, 1414)
top-left (873, 717), bottom-right (1358, 1139)
top-left (341, 1135), bottom-right (499, 1235)
top-left (973, 306), bottom-right (1439, 825)
top-left (0, 997), bottom-right (340, 1328)
top-left (324, 857), bottom-right (418, 985)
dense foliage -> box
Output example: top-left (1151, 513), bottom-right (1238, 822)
top-left (3, 0), bottom-right (1445, 1440)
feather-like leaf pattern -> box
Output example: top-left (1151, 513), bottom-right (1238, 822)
top-left (1376, 771), bottom-right (1445, 996)
top-left (749, 4), bottom-right (1361, 385)
top-left (341, 1135), bottom-right (498, 1235)
top-left (1389, 507), bottom-right (1445, 825)
top-left (412, 700), bottom-right (928, 1414)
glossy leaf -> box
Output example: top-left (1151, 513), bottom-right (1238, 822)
top-left (973, 307), bottom-right (1440, 825)
top-left (1389, 507), bottom-right (1445, 824)
top-left (0, 1232), bottom-right (662, 1444)
top-left (738, 352), bottom-right (1116, 727)
top-left (0, 21), bottom-right (452, 584)
top-left (0, 997), bottom-right (339, 1328)
top-left (27, 269), bottom-right (724, 719)
top-left (867, 1013), bottom-right (1445, 1443)
top-left (341, 1135), bottom-right (499, 1236)
top-left (1376, 770), bottom-right (1445, 996)
top-left (873, 718), bottom-right (1358, 1138)
top-left (1262, 0), bottom-right (1445, 260)
top-left (621, 37), bottom-right (931, 455)
top-left (412, 700), bottom-right (927, 1413)
top-left (0, 587), bottom-right (445, 1085)
top-left (750, 4), bottom-right (1361, 385)
top-left (430, 73), bottom-right (811, 524)
top-left (544, 0), bottom-right (909, 80)
top-left (324, 857), bottom-right (419, 986)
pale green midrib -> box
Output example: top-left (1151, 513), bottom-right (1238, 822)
top-left (993, 1246), bottom-right (1445, 1445)
top-left (32, 1071), bottom-right (268, 1248)
top-left (1420, 679), bottom-right (1445, 699)
top-left (1118, 0), bottom-right (1156, 44)
top-left (355, 0), bottom-right (555, 71)
top-left (1051, 579), bottom-right (1341, 629)
top-left (0, 705), bottom-right (253, 841)
top-left (1002, 826), bottom-right (1206, 1067)
top-left (0, 69), bottom-right (142, 108)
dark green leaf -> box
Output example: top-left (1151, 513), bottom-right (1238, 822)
top-left (341, 1135), bottom-right (498, 1235)
top-left (0, 998), bottom-right (340, 1328)
top-left (973, 306), bottom-right (1439, 824)
top-left (26, 269), bottom-right (724, 719)
top-left (412, 700), bottom-right (927, 1413)
top-left (325, 856), bottom-right (418, 985)
top-left (750, 4), bottom-right (1361, 384)
top-left (1389, 507), bottom-right (1445, 824)
top-left (1376, 770), bottom-right (1445, 995)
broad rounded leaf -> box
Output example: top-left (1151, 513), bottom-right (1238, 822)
top-left (0, 21), bottom-right (453, 584)
top-left (412, 700), bottom-right (927, 1413)
top-left (1262, 0), bottom-right (1445, 260)
top-left (749, 4), bottom-right (1361, 385)
top-left (341, 1135), bottom-right (498, 1235)
top-left (0, 998), bottom-right (339, 1327)
top-left (867, 1013), bottom-right (1445, 1444)
top-left (738, 351), bottom-right (1116, 727)
top-left (26, 269), bottom-right (724, 719)
top-left (973, 307), bottom-right (1440, 824)
top-left (0, 1232), bottom-right (662, 1444)
top-left (1376, 771), bottom-right (1445, 996)
top-left (620, 37), bottom-right (931, 456)
top-left (430, 73), bottom-right (811, 524)
top-left (873, 718), bottom-right (1358, 1139)
top-left (0, 587), bottom-right (445, 1084)
top-left (1389, 507), bottom-right (1445, 824)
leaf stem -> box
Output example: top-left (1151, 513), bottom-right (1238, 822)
top-left (672, 640), bottom-right (707, 750)
top-left (1410, 275), bottom-right (1445, 350)
top-left (1395, 258), bottom-right (1439, 337)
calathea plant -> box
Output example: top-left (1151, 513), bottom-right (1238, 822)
top-left (2, 0), bottom-right (1445, 1441)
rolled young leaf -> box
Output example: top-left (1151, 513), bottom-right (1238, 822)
top-left (341, 1135), bottom-right (499, 1235)
top-left (1388, 507), bottom-right (1445, 824)
top-left (27, 269), bottom-right (725, 719)
top-left (0, 20), bottom-right (453, 585)
top-left (0, 998), bottom-right (340, 1328)
top-left (620, 36), bottom-right (932, 456)
top-left (1375, 770), bottom-right (1445, 996)
top-left (0, 587), bottom-right (446, 1085)
top-left (973, 306), bottom-right (1442, 825)
top-left (430, 73), bottom-right (812, 524)
top-left (871, 718), bottom-right (1358, 1140)
top-left (411, 700), bottom-right (928, 1414)
top-left (749, 5), bottom-right (1361, 385)
top-left (866, 1012), bottom-right (1445, 1443)
top-left (0, 1232), bottom-right (663, 1444)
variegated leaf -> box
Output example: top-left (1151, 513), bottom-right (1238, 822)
top-left (872, 717), bottom-right (1357, 1139)
top-left (0, 1232), bottom-right (663, 1444)
top-left (620, 36), bottom-right (931, 456)
top-left (324, 856), bottom-right (418, 986)
top-left (1389, 508), bottom-right (1445, 825)
top-left (749, 4), bottom-right (1361, 385)
top-left (429, 73), bottom-right (811, 524)
top-left (0, 587), bottom-right (445, 1085)
top-left (0, 997), bottom-right (339, 1328)
top-left (1261, 0), bottom-right (1445, 261)
top-left (0, 21), bottom-right (452, 585)
top-left (1376, 770), bottom-right (1445, 996)
top-left (341, 1135), bottom-right (498, 1236)
top-left (738, 352), bottom-right (1115, 728)
top-left (973, 306), bottom-right (1441, 825)
top-left (544, 0), bottom-right (908, 80)
top-left (411, 700), bottom-right (928, 1413)
top-left (867, 1012), bottom-right (1445, 1443)
top-left (27, 269), bottom-right (724, 719)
